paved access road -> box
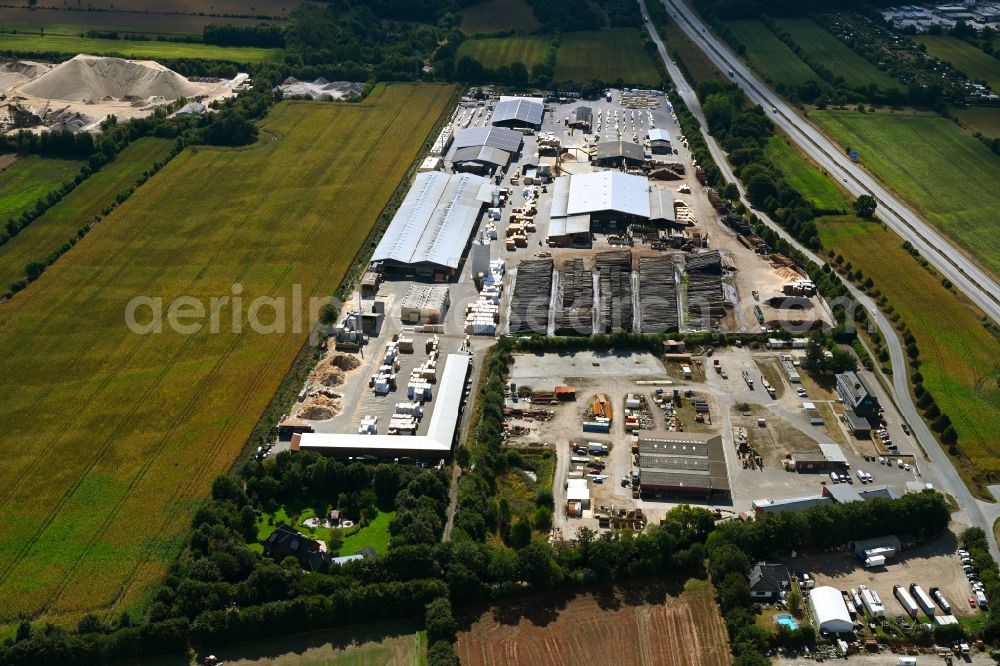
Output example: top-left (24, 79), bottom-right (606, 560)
top-left (638, 0), bottom-right (1000, 560)
top-left (657, 0), bottom-right (1000, 326)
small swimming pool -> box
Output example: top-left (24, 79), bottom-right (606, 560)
top-left (775, 614), bottom-right (799, 630)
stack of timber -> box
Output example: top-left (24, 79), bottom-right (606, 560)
top-left (555, 258), bottom-right (594, 335)
top-left (639, 255), bottom-right (678, 333)
top-left (597, 250), bottom-right (633, 333)
top-left (685, 250), bottom-right (725, 329)
top-left (509, 259), bottom-right (553, 334)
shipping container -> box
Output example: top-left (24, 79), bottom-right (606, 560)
top-left (910, 584), bottom-right (937, 616)
top-left (894, 585), bottom-right (919, 619)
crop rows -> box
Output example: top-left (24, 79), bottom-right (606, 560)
top-left (0, 83), bottom-right (455, 624)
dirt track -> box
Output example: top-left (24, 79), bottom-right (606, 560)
top-left (455, 580), bottom-right (731, 666)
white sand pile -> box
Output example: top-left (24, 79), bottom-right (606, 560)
top-left (309, 352), bottom-right (361, 387)
top-left (298, 395), bottom-right (343, 420)
top-left (20, 54), bottom-right (203, 102)
top-left (0, 60), bottom-right (52, 91)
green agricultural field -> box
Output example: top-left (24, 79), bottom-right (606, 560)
top-left (915, 35), bottom-right (1000, 91)
top-left (554, 28), bottom-right (662, 86)
top-left (461, 0), bottom-right (541, 35)
top-left (0, 138), bottom-right (174, 293)
top-left (768, 132), bottom-right (1000, 495)
top-left (954, 106), bottom-right (1000, 137)
top-left (0, 83), bottom-right (455, 628)
top-left (764, 136), bottom-right (850, 211)
top-left (0, 32), bottom-right (281, 63)
top-left (774, 18), bottom-right (899, 90)
top-left (727, 19), bottom-right (824, 88)
top-left (0, 6), bottom-right (277, 36)
top-left (456, 34), bottom-right (550, 70)
top-left (811, 109), bottom-right (1000, 278)
top-left (0, 155), bottom-right (82, 226)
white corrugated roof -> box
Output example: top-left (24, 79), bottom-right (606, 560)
top-left (566, 171), bottom-right (650, 218)
top-left (648, 128), bottom-right (671, 142)
top-left (492, 96), bottom-right (544, 126)
top-left (372, 172), bottom-right (490, 269)
top-left (810, 587), bottom-right (853, 632)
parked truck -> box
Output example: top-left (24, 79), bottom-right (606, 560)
top-left (930, 587), bottom-right (952, 614)
top-left (910, 584), bottom-right (937, 617)
top-left (587, 441), bottom-right (609, 455)
top-left (894, 585), bottom-right (919, 619)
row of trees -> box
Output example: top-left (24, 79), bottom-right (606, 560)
top-left (203, 23), bottom-right (285, 48)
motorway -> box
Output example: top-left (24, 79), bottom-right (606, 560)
top-left (638, 0), bottom-right (1000, 560)
top-left (656, 0), bottom-right (1000, 327)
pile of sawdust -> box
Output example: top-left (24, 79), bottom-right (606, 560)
top-left (310, 353), bottom-right (361, 387)
top-left (298, 395), bottom-right (343, 420)
top-left (774, 266), bottom-right (803, 281)
top-left (20, 54), bottom-right (204, 102)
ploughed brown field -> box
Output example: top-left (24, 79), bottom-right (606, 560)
top-left (455, 579), bottom-right (731, 666)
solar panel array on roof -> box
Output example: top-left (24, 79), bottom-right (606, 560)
top-left (371, 172), bottom-right (490, 270)
top-left (492, 96), bottom-right (544, 127)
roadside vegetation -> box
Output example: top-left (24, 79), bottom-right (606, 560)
top-left (0, 84), bottom-right (455, 628)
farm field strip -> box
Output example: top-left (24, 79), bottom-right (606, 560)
top-left (764, 136), bottom-right (849, 211)
top-left (0, 6), bottom-right (279, 35)
top-left (774, 18), bottom-right (900, 89)
top-left (726, 19), bottom-right (824, 87)
top-left (33, 0), bottom-right (298, 17)
top-left (811, 109), bottom-right (1000, 278)
top-left (954, 106), bottom-right (1000, 137)
top-left (0, 32), bottom-right (282, 62)
top-left (0, 84), bottom-right (455, 625)
top-left (460, 0), bottom-right (541, 35)
top-left (0, 155), bottom-right (82, 226)
top-left (767, 131), bottom-right (1000, 486)
top-left (0, 137), bottom-right (174, 293)
top-left (915, 35), bottom-right (1000, 91)
top-left (455, 581), bottom-right (731, 666)
top-left (456, 34), bottom-right (550, 69)
top-left (553, 28), bottom-right (662, 87)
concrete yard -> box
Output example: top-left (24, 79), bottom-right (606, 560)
top-left (506, 344), bottom-right (925, 541)
top-left (786, 527), bottom-right (977, 622)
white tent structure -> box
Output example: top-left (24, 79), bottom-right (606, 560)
top-left (809, 586), bottom-right (853, 634)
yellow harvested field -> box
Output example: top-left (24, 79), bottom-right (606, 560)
top-left (0, 83), bottom-right (455, 626)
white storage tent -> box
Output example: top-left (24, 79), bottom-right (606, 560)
top-left (809, 586), bottom-right (853, 634)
